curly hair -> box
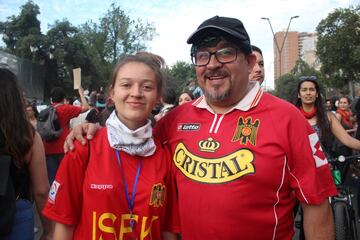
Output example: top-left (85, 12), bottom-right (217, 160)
top-left (0, 68), bottom-right (34, 168)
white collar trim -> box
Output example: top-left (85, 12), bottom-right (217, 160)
top-left (192, 81), bottom-right (263, 113)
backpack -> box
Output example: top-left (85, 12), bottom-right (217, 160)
top-left (0, 155), bottom-right (16, 236)
top-left (37, 104), bottom-right (63, 141)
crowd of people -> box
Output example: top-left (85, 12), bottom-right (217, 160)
top-left (0, 14), bottom-right (359, 240)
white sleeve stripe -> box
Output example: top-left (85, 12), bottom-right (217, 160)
top-left (271, 155), bottom-right (287, 240)
top-left (287, 163), bottom-right (309, 204)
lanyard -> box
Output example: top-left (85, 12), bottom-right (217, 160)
top-left (115, 150), bottom-right (141, 230)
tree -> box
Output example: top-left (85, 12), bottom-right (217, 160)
top-left (100, 3), bottom-right (156, 64)
top-left (167, 61), bottom-right (196, 95)
top-left (0, 0), bottom-right (44, 59)
top-left (275, 59), bottom-right (323, 102)
top-left (316, 6), bottom-right (360, 94)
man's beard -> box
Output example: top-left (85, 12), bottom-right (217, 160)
top-left (202, 70), bottom-right (231, 103)
top-left (203, 84), bottom-right (231, 103)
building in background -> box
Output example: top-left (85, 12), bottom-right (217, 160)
top-left (298, 32), bottom-right (321, 70)
top-left (273, 31), bottom-right (320, 80)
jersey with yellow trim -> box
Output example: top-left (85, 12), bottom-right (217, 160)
top-left (154, 90), bottom-right (337, 240)
top-left (43, 128), bottom-right (170, 240)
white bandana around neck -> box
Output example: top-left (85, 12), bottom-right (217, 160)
top-left (106, 111), bottom-right (156, 157)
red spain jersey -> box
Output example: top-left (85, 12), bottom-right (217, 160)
top-left (43, 128), bottom-right (170, 240)
top-left (154, 82), bottom-right (337, 240)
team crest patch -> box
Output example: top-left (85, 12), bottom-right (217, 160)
top-left (49, 180), bottom-right (60, 204)
top-left (149, 183), bottom-right (166, 207)
top-left (232, 116), bottom-right (260, 146)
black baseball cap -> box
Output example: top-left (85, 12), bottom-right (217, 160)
top-left (187, 16), bottom-right (251, 53)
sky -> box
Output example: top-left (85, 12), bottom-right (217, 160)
top-left (0, 0), bottom-right (358, 90)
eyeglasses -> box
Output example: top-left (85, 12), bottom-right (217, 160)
top-left (191, 47), bottom-right (238, 67)
top-left (299, 76), bottom-right (317, 81)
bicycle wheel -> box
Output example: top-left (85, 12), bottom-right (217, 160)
top-left (333, 201), bottom-right (352, 240)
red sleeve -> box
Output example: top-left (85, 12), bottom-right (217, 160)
top-left (42, 141), bottom-right (89, 225)
top-left (57, 105), bottom-right (82, 127)
top-left (286, 111), bottom-right (337, 205)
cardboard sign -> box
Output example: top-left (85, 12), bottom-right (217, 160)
top-left (73, 68), bottom-right (81, 89)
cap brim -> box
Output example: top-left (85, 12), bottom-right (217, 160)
top-left (187, 25), bottom-right (247, 44)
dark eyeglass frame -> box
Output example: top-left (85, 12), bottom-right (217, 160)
top-left (191, 47), bottom-right (239, 67)
top-left (299, 76), bottom-right (317, 81)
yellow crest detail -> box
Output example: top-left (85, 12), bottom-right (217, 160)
top-left (198, 137), bottom-right (220, 152)
top-left (149, 183), bottom-right (166, 208)
top-left (232, 116), bottom-right (260, 146)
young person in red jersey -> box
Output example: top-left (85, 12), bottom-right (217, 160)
top-left (43, 52), bottom-right (174, 240)
top-left (44, 86), bottom-right (89, 185)
top-left (65, 16), bottom-right (337, 240)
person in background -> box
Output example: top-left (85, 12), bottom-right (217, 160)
top-left (334, 96), bottom-right (356, 157)
top-left (84, 94), bottom-right (106, 126)
top-left (178, 91), bottom-right (194, 105)
top-left (63, 96), bottom-right (73, 105)
top-left (325, 99), bottom-right (332, 111)
top-left (43, 52), bottom-right (174, 240)
top-left (154, 86), bottom-right (177, 121)
top-left (44, 86), bottom-right (89, 185)
top-left (294, 76), bottom-right (360, 157)
top-left (295, 75), bottom-right (360, 238)
top-left (26, 103), bottom-right (39, 129)
top-left (0, 68), bottom-right (53, 240)
top-left (249, 45), bottom-right (265, 85)
top-left (336, 96), bottom-right (355, 130)
top-left (66, 16), bottom-right (337, 239)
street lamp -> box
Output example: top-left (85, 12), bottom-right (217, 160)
top-left (261, 16), bottom-right (299, 79)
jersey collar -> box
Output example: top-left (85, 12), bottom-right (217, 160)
top-left (192, 81), bottom-right (263, 114)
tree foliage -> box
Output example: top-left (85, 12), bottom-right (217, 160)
top-left (0, 0), bottom-right (43, 58)
top-left (166, 61), bottom-right (196, 95)
top-left (316, 6), bottom-right (360, 89)
top-left (0, 1), bottom-right (157, 99)
top-left (275, 59), bottom-right (324, 102)
top-left (100, 3), bottom-right (156, 64)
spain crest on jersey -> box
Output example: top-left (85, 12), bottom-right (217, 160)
top-left (232, 116), bottom-right (260, 146)
top-left (149, 183), bottom-right (166, 207)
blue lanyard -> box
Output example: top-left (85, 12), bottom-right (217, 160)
top-left (115, 150), bottom-right (141, 229)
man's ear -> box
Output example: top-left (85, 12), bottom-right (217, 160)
top-left (247, 53), bottom-right (257, 74)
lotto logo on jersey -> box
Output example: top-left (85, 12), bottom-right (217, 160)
top-left (177, 123), bottom-right (200, 131)
top-left (48, 180), bottom-right (60, 203)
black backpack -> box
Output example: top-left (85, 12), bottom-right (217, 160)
top-left (37, 104), bottom-right (62, 141)
top-left (0, 155), bottom-right (16, 236)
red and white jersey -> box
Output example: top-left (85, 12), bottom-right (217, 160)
top-left (43, 128), bottom-right (170, 240)
top-left (154, 82), bottom-right (337, 240)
